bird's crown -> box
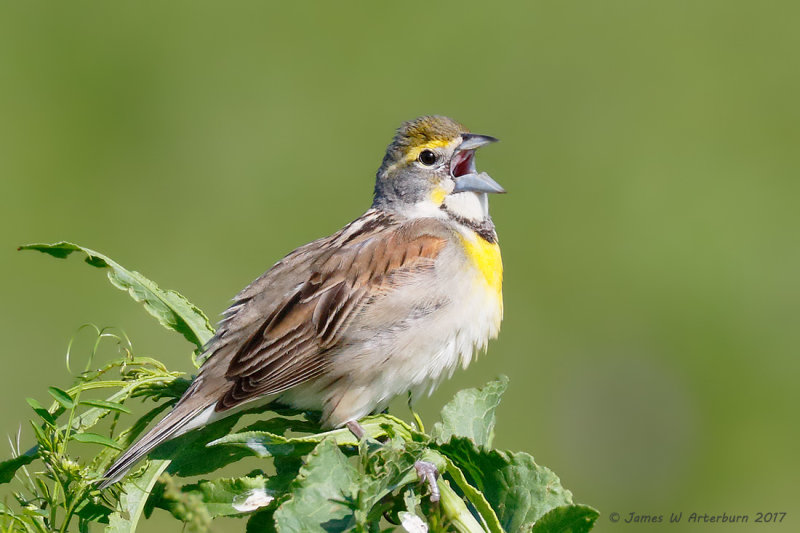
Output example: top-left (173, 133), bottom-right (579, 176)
top-left (382, 115), bottom-right (468, 166)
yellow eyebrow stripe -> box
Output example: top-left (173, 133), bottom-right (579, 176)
top-left (406, 139), bottom-right (458, 162)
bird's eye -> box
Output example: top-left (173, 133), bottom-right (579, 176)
top-left (418, 149), bottom-right (438, 166)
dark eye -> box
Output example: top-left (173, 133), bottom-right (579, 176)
top-left (418, 149), bottom-right (438, 166)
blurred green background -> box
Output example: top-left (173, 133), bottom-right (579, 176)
top-left (1, 1), bottom-right (798, 531)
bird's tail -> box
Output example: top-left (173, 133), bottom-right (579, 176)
top-left (98, 402), bottom-right (209, 489)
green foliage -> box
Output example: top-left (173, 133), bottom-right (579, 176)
top-left (437, 439), bottom-right (574, 533)
top-left (433, 376), bottom-right (508, 448)
top-left (272, 439), bottom-right (359, 532)
top-left (19, 242), bottom-right (214, 358)
top-left (530, 506), bottom-right (598, 533)
top-left (0, 454), bottom-right (35, 485)
top-left (0, 242), bottom-right (599, 532)
top-left (155, 473), bottom-right (275, 519)
top-left (106, 461), bottom-right (171, 533)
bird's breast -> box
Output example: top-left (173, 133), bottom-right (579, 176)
top-left (458, 231), bottom-right (503, 300)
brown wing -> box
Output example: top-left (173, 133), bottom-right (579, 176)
top-left (214, 215), bottom-right (447, 411)
top-left (100, 213), bottom-right (448, 486)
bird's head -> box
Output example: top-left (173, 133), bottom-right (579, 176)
top-left (373, 116), bottom-right (503, 220)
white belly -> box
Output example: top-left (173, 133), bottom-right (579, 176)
top-left (281, 241), bottom-right (503, 426)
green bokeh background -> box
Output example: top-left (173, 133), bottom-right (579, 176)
top-left (1, 2), bottom-right (798, 531)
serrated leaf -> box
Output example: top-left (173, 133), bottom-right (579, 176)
top-left (79, 399), bottom-right (131, 414)
top-left (0, 451), bottom-right (36, 484)
top-left (530, 504), bottom-right (599, 533)
top-left (209, 414), bottom-right (418, 458)
top-left (273, 439), bottom-right (359, 532)
top-left (438, 437), bottom-right (574, 533)
top-left (20, 242), bottom-right (215, 355)
top-left (434, 376), bottom-right (508, 447)
top-left (48, 386), bottom-right (75, 409)
top-left (71, 432), bottom-right (123, 451)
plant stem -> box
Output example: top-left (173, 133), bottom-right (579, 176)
top-left (437, 478), bottom-right (485, 533)
top-left (407, 392), bottom-right (425, 433)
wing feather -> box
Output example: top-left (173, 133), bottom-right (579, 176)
top-left (212, 214), bottom-right (447, 412)
top-left (101, 210), bottom-right (449, 486)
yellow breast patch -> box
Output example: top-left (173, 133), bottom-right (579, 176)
top-left (459, 233), bottom-right (503, 296)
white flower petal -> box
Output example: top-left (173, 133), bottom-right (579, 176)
top-left (399, 511), bottom-right (428, 533)
top-left (232, 488), bottom-right (274, 512)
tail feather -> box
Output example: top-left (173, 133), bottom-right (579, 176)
top-left (99, 404), bottom-right (208, 489)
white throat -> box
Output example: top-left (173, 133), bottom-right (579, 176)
top-left (442, 191), bottom-right (489, 221)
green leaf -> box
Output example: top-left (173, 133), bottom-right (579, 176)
top-left (71, 432), bottom-right (123, 451)
top-left (26, 398), bottom-right (57, 426)
top-left (209, 414), bottom-right (419, 458)
top-left (353, 438), bottom-right (442, 526)
top-left (438, 437), bottom-right (574, 533)
top-left (530, 505), bottom-right (599, 533)
top-left (247, 509), bottom-right (278, 533)
top-left (0, 451), bottom-right (36, 484)
top-left (153, 412), bottom-right (252, 477)
top-left (91, 402), bottom-right (173, 475)
top-left (143, 474), bottom-right (213, 530)
top-left (68, 367), bottom-right (181, 436)
top-left (156, 475), bottom-right (276, 519)
top-left (273, 439), bottom-right (359, 532)
top-left (18, 368), bottom-right (183, 474)
top-left (105, 459), bottom-right (171, 533)
top-left (29, 420), bottom-right (50, 448)
top-left (399, 488), bottom-right (425, 531)
top-left (20, 242), bottom-right (215, 354)
top-left (0, 503), bottom-right (39, 533)
top-left (444, 457), bottom-right (504, 533)
top-left (110, 401), bottom-right (288, 494)
top-left (434, 376), bottom-right (508, 447)
top-left (73, 500), bottom-right (114, 524)
top-left (241, 457), bottom-right (303, 532)
top-left (79, 399), bottom-right (131, 414)
top-left (48, 386), bottom-right (75, 409)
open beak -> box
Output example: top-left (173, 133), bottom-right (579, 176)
top-left (450, 134), bottom-right (505, 194)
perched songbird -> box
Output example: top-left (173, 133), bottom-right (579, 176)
top-left (101, 115), bottom-right (505, 488)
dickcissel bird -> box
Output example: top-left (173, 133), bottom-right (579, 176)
top-left (101, 115), bottom-right (505, 488)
